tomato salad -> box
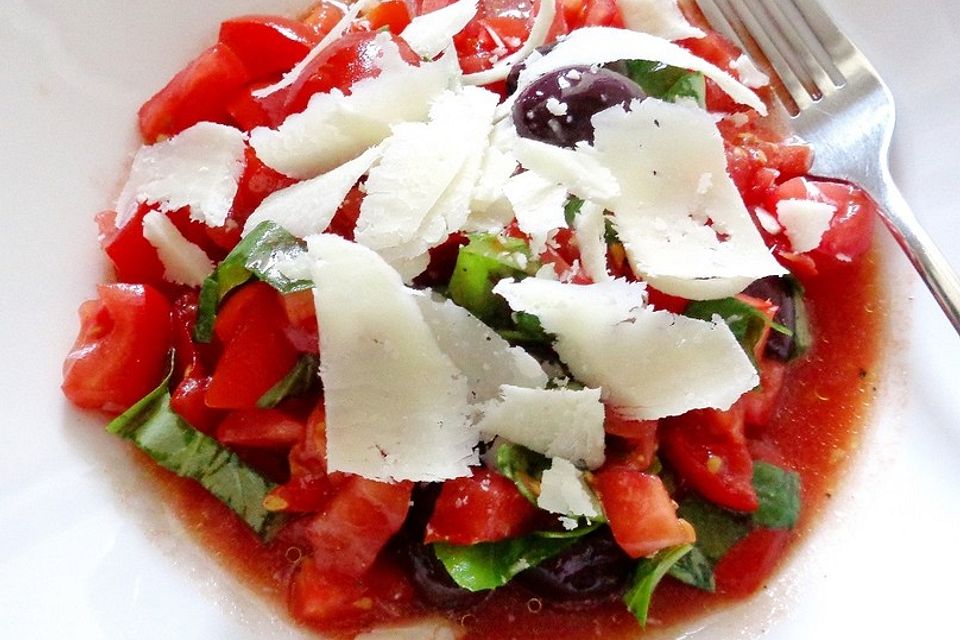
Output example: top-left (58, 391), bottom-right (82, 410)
top-left (62, 0), bottom-right (884, 637)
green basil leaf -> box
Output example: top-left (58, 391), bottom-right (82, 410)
top-left (752, 461), bottom-right (801, 529)
top-left (433, 522), bottom-right (600, 592)
top-left (107, 371), bottom-right (276, 535)
top-left (624, 545), bottom-right (693, 627)
top-left (496, 311), bottom-right (552, 345)
top-left (495, 442), bottom-right (551, 505)
top-left (685, 297), bottom-right (790, 366)
top-left (434, 536), bottom-right (578, 592)
top-left (622, 60), bottom-right (706, 108)
top-left (448, 233), bottom-right (539, 326)
top-left (195, 221), bottom-right (312, 342)
top-left (257, 354), bottom-right (319, 409)
top-left (787, 277), bottom-right (813, 358)
top-left (667, 545), bottom-right (716, 592)
top-left (677, 497), bottom-right (751, 562)
top-left (564, 196), bottom-right (584, 227)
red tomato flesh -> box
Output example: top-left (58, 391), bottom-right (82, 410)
top-left (661, 406), bottom-right (759, 512)
top-left (62, 284), bottom-right (172, 413)
top-left (138, 43), bottom-right (250, 142)
top-left (218, 15), bottom-right (318, 81)
top-left (593, 468), bottom-right (695, 558)
top-left (216, 408), bottom-right (305, 448)
top-left (424, 468), bottom-right (539, 545)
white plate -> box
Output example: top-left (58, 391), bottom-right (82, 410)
top-left (1, 1), bottom-right (957, 637)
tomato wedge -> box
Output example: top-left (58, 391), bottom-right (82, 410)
top-left (206, 283), bottom-right (301, 409)
top-left (593, 468), bottom-right (695, 558)
top-left (216, 408), bottom-right (305, 447)
top-left (97, 207), bottom-right (166, 287)
top-left (305, 476), bottom-right (413, 578)
top-left (218, 15), bottom-right (318, 81)
top-left (424, 468), bottom-right (540, 545)
top-left (661, 406), bottom-right (759, 512)
top-left (62, 284), bottom-right (172, 413)
top-left (138, 43), bottom-right (250, 142)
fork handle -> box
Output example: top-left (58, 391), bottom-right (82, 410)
top-left (871, 172), bottom-right (960, 334)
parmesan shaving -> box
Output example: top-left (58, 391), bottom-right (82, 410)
top-left (141, 210), bottom-right (214, 287)
top-left (401, 0), bottom-right (479, 59)
top-left (776, 199), bottom-right (835, 253)
top-left (615, 0), bottom-right (705, 40)
top-left (537, 457), bottom-right (601, 519)
top-left (462, 0), bottom-right (556, 85)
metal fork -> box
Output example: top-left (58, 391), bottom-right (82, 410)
top-left (695, 0), bottom-right (960, 334)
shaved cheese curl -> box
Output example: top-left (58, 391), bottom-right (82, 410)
top-left (462, 0), bottom-right (556, 85)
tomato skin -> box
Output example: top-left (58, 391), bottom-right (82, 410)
top-left (741, 359), bottom-right (787, 428)
top-left (769, 177), bottom-right (877, 268)
top-left (424, 468), bottom-right (540, 545)
top-left (206, 283), bottom-right (301, 409)
top-left (302, 1), bottom-right (346, 39)
top-left (218, 15), bottom-right (318, 81)
top-left (62, 284), bottom-right (172, 413)
top-left (363, 0), bottom-right (412, 33)
top-left (645, 286), bottom-right (689, 314)
top-left (138, 43), bottom-right (250, 142)
top-left (254, 31), bottom-right (420, 126)
top-left (216, 408), bottom-right (305, 447)
top-left (604, 408), bottom-right (659, 471)
top-left (281, 290), bottom-right (320, 353)
top-left (661, 406), bottom-right (759, 512)
top-left (97, 207), bottom-right (166, 287)
top-left (713, 528), bottom-right (792, 596)
top-left (593, 468), bottom-right (695, 558)
top-left (289, 558), bottom-right (369, 624)
top-left (305, 476), bottom-right (413, 578)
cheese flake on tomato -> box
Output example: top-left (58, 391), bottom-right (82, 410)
top-left (573, 200), bottom-right (612, 282)
top-left (242, 145), bottom-right (382, 238)
top-left (307, 234), bottom-right (477, 482)
top-left (412, 291), bottom-right (547, 403)
top-left (401, 0), bottom-right (479, 59)
top-left (537, 457), bottom-right (602, 519)
top-left (250, 34), bottom-right (460, 180)
top-left (116, 122), bottom-right (246, 228)
top-left (141, 210), bottom-right (214, 287)
top-left (513, 27), bottom-right (766, 115)
top-left (493, 277), bottom-right (759, 419)
top-left (776, 198), bottom-right (835, 253)
top-left (477, 385), bottom-right (606, 469)
top-left (524, 99), bottom-right (786, 299)
top-left (355, 86), bottom-right (498, 275)
top-left (503, 171), bottom-right (568, 254)
top-left (615, 0), bottom-right (705, 40)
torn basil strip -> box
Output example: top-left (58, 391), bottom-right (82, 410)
top-left (621, 60), bottom-right (707, 108)
top-left (195, 221), bottom-right (313, 343)
top-left (495, 442), bottom-right (551, 506)
top-left (433, 524), bottom-right (598, 592)
top-left (257, 354), bottom-right (319, 409)
top-left (624, 545), bottom-right (693, 627)
top-left (752, 461), bottom-right (802, 529)
top-left (667, 545), bottom-right (715, 592)
top-left (107, 372), bottom-right (276, 535)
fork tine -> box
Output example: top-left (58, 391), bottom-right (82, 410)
top-left (790, 0), bottom-right (861, 81)
top-left (721, 0), bottom-right (814, 112)
top-left (757, 0), bottom-right (841, 97)
top-left (693, 0), bottom-right (746, 51)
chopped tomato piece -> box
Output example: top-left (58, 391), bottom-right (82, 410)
top-left (661, 406), bottom-right (759, 512)
top-left (218, 15), bottom-right (318, 81)
top-left (305, 476), bottom-right (413, 577)
top-left (229, 147), bottom-right (297, 229)
top-left (302, 1), bottom-right (346, 38)
top-left (206, 283), bottom-right (301, 409)
top-left (604, 408), bottom-right (659, 471)
top-left (363, 1), bottom-right (412, 33)
top-left (216, 408), bottom-right (305, 447)
top-left (645, 286), bottom-right (689, 314)
top-left (282, 290), bottom-right (320, 354)
top-left (97, 207), bottom-right (166, 287)
top-left (679, 32), bottom-right (745, 113)
top-left (254, 31), bottom-right (420, 126)
top-left (713, 528), bottom-right (792, 596)
top-left (289, 558), bottom-right (369, 624)
top-left (138, 43), bottom-right (250, 142)
top-left (768, 177), bottom-right (877, 268)
top-left (593, 468), bottom-right (695, 558)
top-left (424, 468), bottom-right (540, 545)
top-left (62, 284), bottom-right (172, 413)
top-left (741, 359), bottom-right (787, 428)
top-left (171, 374), bottom-right (221, 435)
top-left (289, 402), bottom-right (329, 476)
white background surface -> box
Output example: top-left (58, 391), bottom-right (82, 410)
top-left (0, 1), bottom-right (957, 638)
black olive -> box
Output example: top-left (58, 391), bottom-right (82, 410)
top-left (512, 65), bottom-right (647, 148)
top-left (505, 42), bottom-right (560, 97)
top-left (743, 275), bottom-right (799, 360)
top-left (404, 542), bottom-right (490, 610)
top-left (517, 529), bottom-right (633, 603)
